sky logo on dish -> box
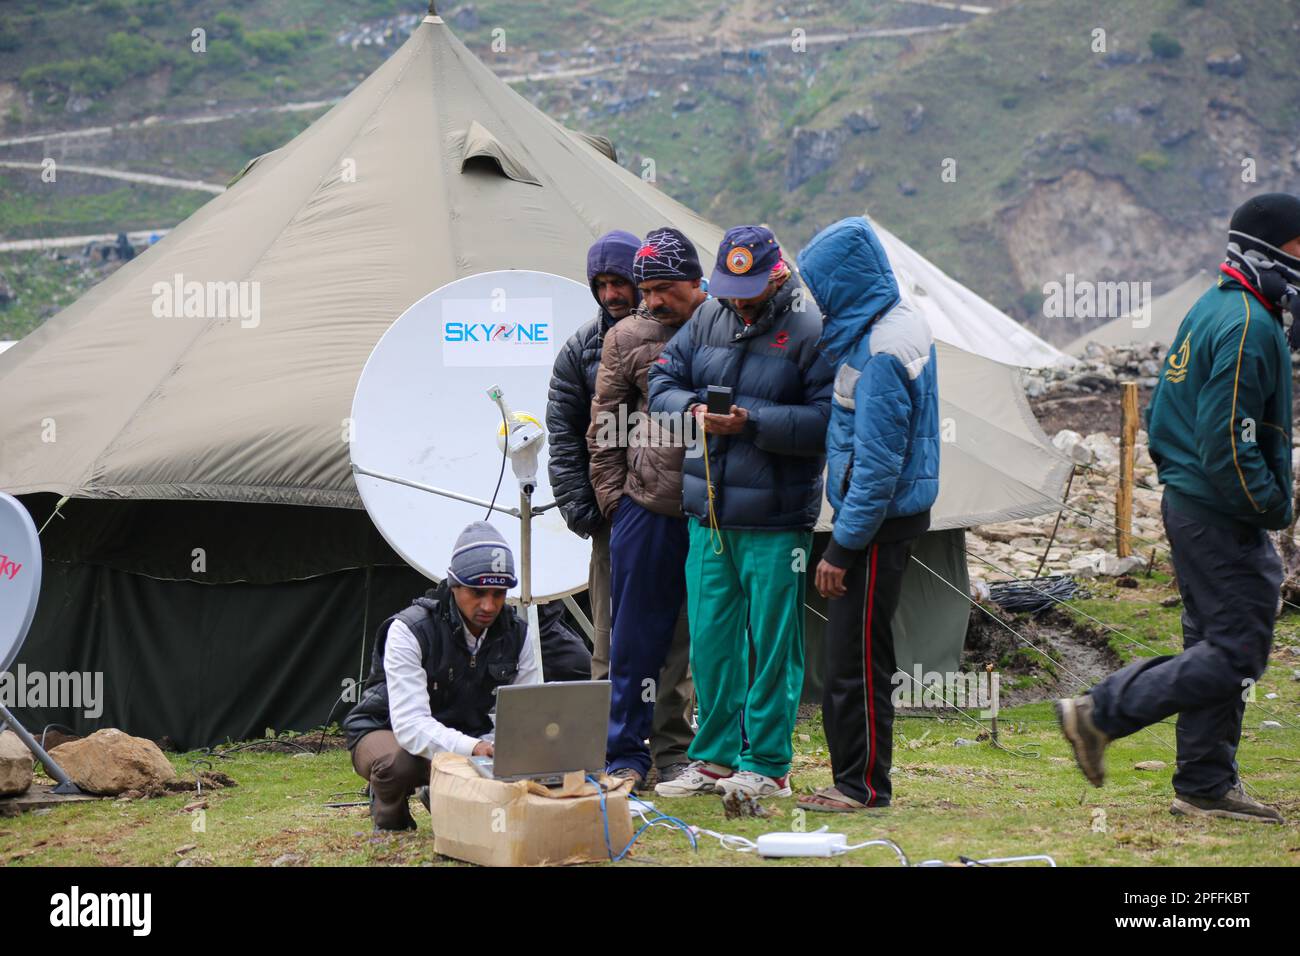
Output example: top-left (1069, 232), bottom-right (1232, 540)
top-left (0, 552), bottom-right (22, 581)
top-left (444, 322), bottom-right (550, 343)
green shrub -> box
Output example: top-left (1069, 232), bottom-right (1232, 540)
top-left (0, 18), bottom-right (20, 53)
top-left (104, 31), bottom-right (173, 75)
top-left (1148, 32), bottom-right (1183, 60)
top-left (1086, 132), bottom-right (1111, 152)
top-left (213, 12), bottom-right (243, 40)
top-left (1136, 150), bottom-right (1171, 172)
top-left (243, 29), bottom-right (305, 64)
top-left (20, 32), bottom-right (174, 96)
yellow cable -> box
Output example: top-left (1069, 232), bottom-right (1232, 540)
top-left (700, 416), bottom-right (725, 554)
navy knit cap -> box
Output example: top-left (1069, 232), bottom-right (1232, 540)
top-left (447, 521), bottom-right (517, 589)
top-left (633, 227), bottom-right (703, 284)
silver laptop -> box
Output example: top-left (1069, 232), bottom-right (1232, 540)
top-left (470, 680), bottom-right (610, 786)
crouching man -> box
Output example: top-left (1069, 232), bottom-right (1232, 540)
top-left (342, 521), bottom-right (540, 831)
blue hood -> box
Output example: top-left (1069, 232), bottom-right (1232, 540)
top-left (796, 217), bottom-right (900, 361)
top-left (587, 229), bottom-right (642, 313)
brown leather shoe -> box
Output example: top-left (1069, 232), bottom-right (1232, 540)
top-left (1055, 695), bottom-right (1109, 787)
top-left (1172, 784), bottom-right (1284, 824)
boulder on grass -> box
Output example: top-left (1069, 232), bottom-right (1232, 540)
top-left (0, 731), bottom-right (34, 797)
top-left (49, 728), bottom-right (177, 795)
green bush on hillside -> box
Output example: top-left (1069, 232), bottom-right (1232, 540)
top-left (1136, 150), bottom-right (1171, 172)
top-left (21, 31), bottom-right (175, 97)
top-left (0, 17), bottom-right (20, 52)
top-left (1148, 32), bottom-right (1183, 60)
top-left (243, 29), bottom-right (307, 64)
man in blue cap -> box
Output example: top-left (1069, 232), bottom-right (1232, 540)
top-left (648, 225), bottom-right (833, 799)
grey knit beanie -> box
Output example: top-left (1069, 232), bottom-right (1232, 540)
top-left (446, 521), bottom-right (517, 589)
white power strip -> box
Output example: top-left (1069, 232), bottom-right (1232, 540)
top-left (756, 832), bottom-right (848, 858)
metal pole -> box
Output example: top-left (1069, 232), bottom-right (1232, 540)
top-left (0, 704), bottom-right (82, 794)
top-left (562, 594), bottom-right (595, 641)
top-left (520, 489), bottom-right (544, 680)
top-left (352, 465), bottom-right (521, 516)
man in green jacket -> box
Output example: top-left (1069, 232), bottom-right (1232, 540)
top-left (1057, 193), bottom-right (1300, 824)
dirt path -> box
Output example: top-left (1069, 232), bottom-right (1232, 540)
top-left (0, 227), bottom-right (169, 253)
top-left (0, 160), bottom-right (224, 194)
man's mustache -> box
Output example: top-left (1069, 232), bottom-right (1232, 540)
top-left (604, 297), bottom-right (631, 309)
top-left (651, 306), bottom-right (675, 318)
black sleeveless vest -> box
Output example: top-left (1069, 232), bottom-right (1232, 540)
top-left (342, 582), bottom-right (527, 749)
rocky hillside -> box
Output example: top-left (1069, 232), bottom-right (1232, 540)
top-left (1, 0), bottom-right (1298, 345)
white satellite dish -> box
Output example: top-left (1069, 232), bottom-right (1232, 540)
top-left (350, 271), bottom-right (595, 603)
top-left (0, 491), bottom-right (42, 675)
top-left (0, 491), bottom-right (81, 794)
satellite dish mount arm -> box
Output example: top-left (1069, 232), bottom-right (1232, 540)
top-left (0, 704), bottom-right (82, 794)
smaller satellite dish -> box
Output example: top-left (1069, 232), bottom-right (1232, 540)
top-left (0, 492), bottom-right (42, 675)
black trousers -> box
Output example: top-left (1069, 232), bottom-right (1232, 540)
top-left (823, 538), bottom-right (914, 806)
top-left (1089, 495), bottom-right (1282, 799)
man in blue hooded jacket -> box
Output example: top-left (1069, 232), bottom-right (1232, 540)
top-left (795, 217), bottom-right (940, 811)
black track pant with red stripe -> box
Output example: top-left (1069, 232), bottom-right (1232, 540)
top-left (823, 539), bottom-right (914, 807)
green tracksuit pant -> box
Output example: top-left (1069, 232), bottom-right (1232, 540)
top-left (684, 519), bottom-right (809, 779)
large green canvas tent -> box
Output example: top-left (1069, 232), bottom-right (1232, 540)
top-left (0, 10), bottom-right (1070, 746)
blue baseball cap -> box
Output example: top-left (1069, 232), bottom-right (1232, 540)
top-left (709, 225), bottom-right (782, 299)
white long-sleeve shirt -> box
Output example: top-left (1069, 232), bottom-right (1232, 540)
top-left (385, 608), bottom-right (541, 761)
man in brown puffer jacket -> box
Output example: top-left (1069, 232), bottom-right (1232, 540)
top-left (587, 226), bottom-right (706, 788)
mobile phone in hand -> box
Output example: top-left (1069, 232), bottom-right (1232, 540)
top-left (706, 385), bottom-right (734, 416)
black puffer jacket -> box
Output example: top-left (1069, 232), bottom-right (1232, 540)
top-left (648, 276), bottom-right (834, 530)
top-left (546, 231), bottom-right (641, 537)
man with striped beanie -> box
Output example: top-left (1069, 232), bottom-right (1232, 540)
top-left (342, 521), bottom-right (540, 830)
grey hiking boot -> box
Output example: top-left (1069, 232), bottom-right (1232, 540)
top-left (655, 762), bottom-right (691, 785)
top-left (1171, 784), bottom-right (1284, 824)
top-left (1055, 695), bottom-right (1110, 787)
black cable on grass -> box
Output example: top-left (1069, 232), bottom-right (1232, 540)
top-left (202, 737), bottom-right (316, 758)
top-left (986, 575), bottom-right (1080, 615)
top-left (39, 723), bottom-right (76, 750)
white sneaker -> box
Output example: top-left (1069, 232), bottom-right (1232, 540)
top-left (716, 770), bottom-right (792, 799)
top-left (653, 760), bottom-right (733, 797)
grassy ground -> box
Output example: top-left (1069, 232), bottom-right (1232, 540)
top-left (4, 697), bottom-right (1297, 867)
top-left (5, 584), bottom-right (1298, 868)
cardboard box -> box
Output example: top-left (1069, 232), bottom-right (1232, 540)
top-left (428, 753), bottom-right (635, 866)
